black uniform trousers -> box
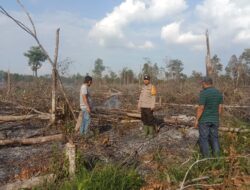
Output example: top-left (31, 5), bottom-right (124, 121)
top-left (141, 108), bottom-right (155, 126)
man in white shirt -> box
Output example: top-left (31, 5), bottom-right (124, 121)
top-left (80, 76), bottom-right (92, 135)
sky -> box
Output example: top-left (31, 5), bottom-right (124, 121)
top-left (0, 0), bottom-right (250, 77)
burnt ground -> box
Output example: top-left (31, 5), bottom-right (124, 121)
top-left (0, 99), bottom-right (199, 187)
top-left (73, 103), bottom-right (199, 179)
top-left (75, 122), bottom-right (198, 173)
top-left (0, 101), bottom-right (64, 186)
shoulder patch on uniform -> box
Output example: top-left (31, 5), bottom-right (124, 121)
top-left (151, 85), bottom-right (157, 96)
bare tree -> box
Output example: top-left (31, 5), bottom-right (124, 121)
top-left (205, 30), bottom-right (213, 77)
top-left (0, 0), bottom-right (77, 123)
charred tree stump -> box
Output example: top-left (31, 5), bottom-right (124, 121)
top-left (65, 142), bottom-right (76, 178)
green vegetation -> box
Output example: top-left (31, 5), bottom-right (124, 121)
top-left (34, 164), bottom-right (143, 190)
top-left (40, 117), bottom-right (249, 190)
top-left (154, 117), bottom-right (250, 189)
top-left (34, 147), bottom-right (143, 190)
top-left (24, 46), bottom-right (47, 77)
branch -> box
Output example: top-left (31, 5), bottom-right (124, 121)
top-left (0, 100), bottom-right (49, 115)
top-left (179, 154), bottom-right (250, 190)
top-left (0, 3), bottom-right (54, 65)
top-left (181, 182), bottom-right (223, 190)
top-left (0, 6), bottom-right (34, 36)
top-left (16, 0), bottom-right (55, 65)
top-left (17, 0), bottom-right (37, 36)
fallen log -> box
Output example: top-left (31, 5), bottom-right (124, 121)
top-left (0, 114), bottom-right (50, 122)
top-left (127, 113), bottom-right (250, 133)
top-left (219, 127), bottom-right (250, 133)
top-left (165, 103), bottom-right (250, 108)
top-left (121, 119), bottom-right (141, 124)
top-left (0, 134), bottom-right (64, 146)
top-left (0, 174), bottom-right (55, 190)
top-left (163, 119), bottom-right (192, 126)
top-left (166, 114), bottom-right (250, 132)
top-left (164, 118), bottom-right (250, 133)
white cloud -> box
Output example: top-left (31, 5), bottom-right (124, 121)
top-left (234, 30), bottom-right (250, 42)
top-left (196, 0), bottom-right (250, 43)
top-left (90, 0), bottom-right (187, 48)
top-left (161, 22), bottom-right (204, 45)
top-left (142, 0), bottom-right (187, 20)
top-left (159, 0), bottom-right (250, 50)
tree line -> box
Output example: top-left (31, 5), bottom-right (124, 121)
top-left (4, 46), bottom-right (250, 87)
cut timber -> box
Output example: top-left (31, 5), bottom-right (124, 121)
top-left (126, 113), bottom-right (141, 118)
top-left (0, 134), bottom-right (64, 146)
top-left (0, 114), bottom-right (50, 122)
top-left (0, 174), bottom-right (55, 190)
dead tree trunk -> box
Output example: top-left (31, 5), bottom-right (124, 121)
top-left (65, 142), bottom-right (76, 178)
top-left (51, 29), bottom-right (60, 124)
top-left (205, 29), bottom-right (213, 77)
top-left (7, 69), bottom-right (11, 97)
top-left (57, 73), bottom-right (77, 121)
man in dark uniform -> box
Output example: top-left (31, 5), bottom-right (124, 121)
top-left (138, 74), bottom-right (157, 137)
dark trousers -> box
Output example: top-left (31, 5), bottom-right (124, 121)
top-left (199, 122), bottom-right (220, 157)
top-left (141, 108), bottom-right (155, 126)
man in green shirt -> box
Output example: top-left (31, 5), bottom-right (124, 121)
top-left (195, 76), bottom-right (223, 157)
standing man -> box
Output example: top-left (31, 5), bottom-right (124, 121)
top-left (138, 74), bottom-right (157, 138)
top-left (80, 75), bottom-right (93, 135)
top-left (195, 76), bottom-right (223, 157)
